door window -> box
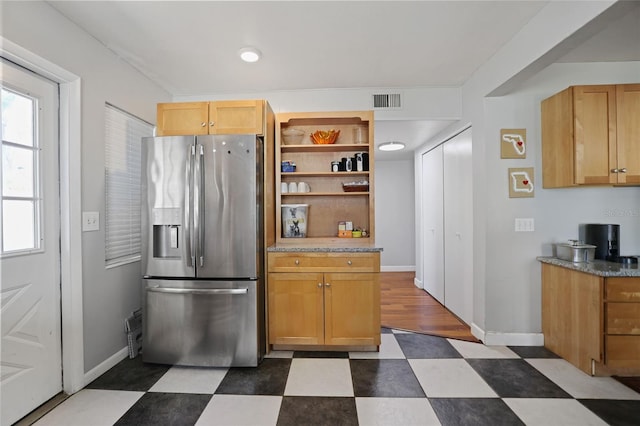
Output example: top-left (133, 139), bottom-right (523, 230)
top-left (1, 87), bottom-right (41, 254)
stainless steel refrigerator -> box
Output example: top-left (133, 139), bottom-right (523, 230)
top-left (141, 134), bottom-right (264, 367)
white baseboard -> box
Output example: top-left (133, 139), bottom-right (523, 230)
top-left (470, 324), bottom-right (544, 346)
top-left (470, 323), bottom-right (485, 342)
top-left (83, 347), bottom-right (129, 388)
top-left (413, 278), bottom-right (423, 289)
top-left (380, 266), bottom-right (416, 272)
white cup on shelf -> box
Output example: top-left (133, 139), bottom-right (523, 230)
top-left (288, 182), bottom-right (298, 193)
top-left (281, 182), bottom-right (288, 193)
top-left (297, 182), bottom-right (310, 193)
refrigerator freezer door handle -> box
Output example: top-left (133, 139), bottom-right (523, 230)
top-left (147, 287), bottom-right (249, 295)
top-left (184, 144), bottom-right (195, 267)
top-left (198, 144), bottom-right (205, 267)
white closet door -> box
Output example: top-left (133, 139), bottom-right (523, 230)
top-left (421, 146), bottom-right (444, 303)
top-left (443, 128), bottom-right (473, 324)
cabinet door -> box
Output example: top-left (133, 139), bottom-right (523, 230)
top-left (156, 102), bottom-right (209, 136)
top-left (209, 100), bottom-right (263, 135)
top-left (615, 84), bottom-right (640, 184)
top-left (324, 273), bottom-right (380, 346)
top-left (268, 272), bottom-right (324, 345)
top-left (573, 85), bottom-right (617, 185)
top-left (541, 264), bottom-right (603, 375)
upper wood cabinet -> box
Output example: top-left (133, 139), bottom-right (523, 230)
top-left (156, 100), bottom-right (265, 136)
top-left (541, 84), bottom-right (640, 188)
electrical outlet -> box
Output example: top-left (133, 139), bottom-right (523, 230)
top-left (82, 211), bottom-right (100, 232)
top-left (515, 218), bottom-right (534, 232)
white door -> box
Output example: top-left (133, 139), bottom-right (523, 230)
top-left (421, 146), bottom-right (445, 303)
top-left (1, 60), bottom-right (62, 425)
top-left (443, 128), bottom-right (473, 324)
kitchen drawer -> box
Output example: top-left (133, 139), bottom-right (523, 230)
top-left (606, 277), bottom-right (640, 302)
top-left (268, 252), bottom-right (380, 273)
top-left (606, 302), bottom-right (640, 335)
top-left (606, 335), bottom-right (640, 369)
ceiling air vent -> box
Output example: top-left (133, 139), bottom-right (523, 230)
top-left (372, 93), bottom-right (402, 110)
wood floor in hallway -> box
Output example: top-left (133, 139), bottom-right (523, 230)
top-left (380, 271), bottom-right (479, 342)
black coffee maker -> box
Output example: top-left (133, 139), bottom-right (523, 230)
top-left (579, 223), bottom-right (619, 261)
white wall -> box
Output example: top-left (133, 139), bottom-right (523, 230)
top-left (375, 160), bottom-right (416, 271)
top-left (1, 2), bottom-right (171, 372)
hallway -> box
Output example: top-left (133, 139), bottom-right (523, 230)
top-left (380, 272), bottom-right (478, 342)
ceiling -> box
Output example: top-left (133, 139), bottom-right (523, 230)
top-left (46, 1), bottom-right (640, 160)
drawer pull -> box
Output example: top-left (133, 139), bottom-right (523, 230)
top-left (295, 259), bottom-right (300, 265)
top-left (201, 122), bottom-right (206, 127)
top-left (325, 282), bottom-right (331, 287)
top-left (317, 282), bottom-right (322, 288)
top-left (347, 260), bottom-right (352, 265)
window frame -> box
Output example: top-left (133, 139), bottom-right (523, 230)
top-left (0, 85), bottom-right (43, 257)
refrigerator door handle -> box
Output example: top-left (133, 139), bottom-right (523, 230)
top-left (184, 144), bottom-right (195, 267)
top-left (147, 287), bottom-right (248, 295)
top-left (197, 143), bottom-right (205, 267)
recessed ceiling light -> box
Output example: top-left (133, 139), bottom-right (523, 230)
top-left (378, 141), bottom-right (405, 151)
top-left (238, 47), bottom-right (261, 63)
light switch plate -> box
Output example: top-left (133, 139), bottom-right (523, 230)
top-left (83, 211), bottom-right (100, 232)
top-left (515, 218), bottom-right (534, 232)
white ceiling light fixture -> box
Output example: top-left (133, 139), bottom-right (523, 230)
top-left (238, 46), bottom-right (262, 63)
top-left (378, 141), bottom-right (406, 151)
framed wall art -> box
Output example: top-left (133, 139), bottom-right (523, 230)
top-left (508, 167), bottom-right (535, 198)
top-left (500, 128), bottom-right (527, 159)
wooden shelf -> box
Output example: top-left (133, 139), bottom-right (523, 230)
top-left (282, 192), bottom-right (369, 197)
top-left (281, 171), bottom-right (369, 177)
top-left (281, 144), bottom-right (370, 153)
top-left (275, 111), bottom-right (375, 245)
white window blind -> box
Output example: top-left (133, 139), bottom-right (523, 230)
top-left (104, 104), bottom-right (152, 267)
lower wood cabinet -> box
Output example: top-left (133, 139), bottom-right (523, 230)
top-left (541, 263), bottom-right (640, 375)
top-left (267, 251), bottom-right (381, 349)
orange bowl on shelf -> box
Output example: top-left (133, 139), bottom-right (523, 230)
top-left (310, 129), bottom-right (340, 144)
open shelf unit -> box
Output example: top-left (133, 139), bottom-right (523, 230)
top-left (275, 111), bottom-right (375, 247)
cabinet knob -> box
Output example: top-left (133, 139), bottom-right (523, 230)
top-left (294, 259), bottom-right (299, 265)
top-left (317, 282), bottom-right (323, 288)
top-left (201, 122), bottom-right (206, 127)
top-left (347, 260), bottom-right (352, 266)
top-left (325, 282), bottom-right (331, 287)
top-left (620, 168), bottom-right (627, 173)
top-left (209, 121), bottom-right (215, 127)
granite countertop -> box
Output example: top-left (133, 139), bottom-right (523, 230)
top-left (537, 256), bottom-right (640, 277)
top-left (268, 246), bottom-right (383, 253)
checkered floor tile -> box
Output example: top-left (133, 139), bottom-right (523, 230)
top-left (33, 328), bottom-right (640, 425)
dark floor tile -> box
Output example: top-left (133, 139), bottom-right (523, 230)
top-left (395, 333), bottom-right (462, 359)
top-left (613, 376), bottom-right (640, 394)
top-left (350, 359), bottom-right (425, 397)
top-left (293, 351), bottom-right (349, 358)
top-left (114, 392), bottom-right (211, 426)
top-left (467, 359), bottom-right (571, 398)
top-left (85, 356), bottom-right (170, 391)
top-left (579, 399), bottom-right (640, 426)
top-left (215, 358), bottom-right (290, 395)
top-left (507, 346), bottom-right (560, 359)
top-left (277, 396), bottom-right (358, 426)
top-left (430, 398), bottom-right (525, 426)
top-left (381, 327), bottom-right (394, 334)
